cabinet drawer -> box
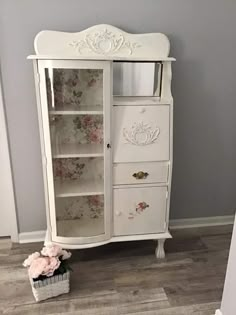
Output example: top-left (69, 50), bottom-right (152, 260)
top-left (113, 105), bottom-right (170, 162)
top-left (113, 162), bottom-right (168, 185)
top-left (113, 186), bottom-right (167, 236)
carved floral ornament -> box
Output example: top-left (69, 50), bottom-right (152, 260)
top-left (123, 121), bottom-right (160, 146)
top-left (69, 28), bottom-right (141, 55)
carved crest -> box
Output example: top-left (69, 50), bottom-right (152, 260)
top-left (123, 121), bottom-right (160, 146)
top-left (69, 28), bottom-right (141, 55)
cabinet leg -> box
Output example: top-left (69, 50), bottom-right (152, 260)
top-left (44, 229), bottom-right (52, 246)
top-left (155, 239), bottom-right (166, 259)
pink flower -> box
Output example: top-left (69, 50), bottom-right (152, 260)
top-left (28, 257), bottom-right (50, 279)
top-left (61, 249), bottom-right (72, 260)
top-left (23, 252), bottom-right (40, 267)
top-left (41, 244), bottom-right (62, 257)
top-left (42, 257), bottom-right (61, 277)
top-left (28, 257), bottom-right (61, 279)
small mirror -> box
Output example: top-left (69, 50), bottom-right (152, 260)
top-left (113, 62), bottom-right (161, 97)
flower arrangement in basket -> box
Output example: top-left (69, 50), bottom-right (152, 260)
top-left (23, 244), bottom-right (72, 302)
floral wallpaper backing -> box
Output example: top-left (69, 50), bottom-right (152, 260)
top-left (50, 115), bottom-right (103, 145)
top-left (53, 157), bottom-right (103, 182)
top-left (46, 68), bottom-right (103, 109)
top-left (53, 158), bottom-right (104, 221)
top-left (46, 69), bottom-right (105, 222)
top-left (56, 195), bottom-right (104, 221)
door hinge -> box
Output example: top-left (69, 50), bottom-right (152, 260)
top-left (166, 190), bottom-right (169, 199)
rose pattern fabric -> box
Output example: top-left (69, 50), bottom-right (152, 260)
top-left (50, 115), bottom-right (103, 145)
top-left (53, 157), bottom-right (103, 181)
top-left (56, 195), bottom-right (104, 221)
top-left (53, 158), bottom-right (85, 181)
top-left (46, 68), bottom-right (103, 110)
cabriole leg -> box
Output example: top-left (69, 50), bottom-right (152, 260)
top-left (155, 239), bottom-right (166, 259)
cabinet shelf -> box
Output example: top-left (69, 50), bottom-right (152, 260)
top-left (52, 143), bottom-right (103, 158)
top-left (57, 217), bottom-right (104, 238)
top-left (113, 96), bottom-right (170, 106)
top-left (54, 179), bottom-right (104, 197)
top-left (49, 105), bottom-right (103, 115)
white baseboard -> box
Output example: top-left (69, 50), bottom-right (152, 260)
top-left (215, 309), bottom-right (223, 315)
top-left (18, 215), bottom-right (234, 244)
top-left (170, 215), bottom-right (234, 230)
top-left (19, 230), bottom-right (46, 243)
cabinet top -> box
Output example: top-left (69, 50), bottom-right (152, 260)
top-left (28, 24), bottom-right (175, 61)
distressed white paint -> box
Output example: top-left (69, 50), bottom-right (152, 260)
top-left (30, 25), bottom-right (174, 258)
top-left (113, 162), bottom-right (169, 185)
top-left (37, 59), bottom-right (112, 246)
top-left (156, 239), bottom-right (166, 259)
top-left (33, 24), bottom-right (171, 60)
top-left (113, 105), bottom-right (170, 162)
top-left (113, 186), bottom-right (167, 236)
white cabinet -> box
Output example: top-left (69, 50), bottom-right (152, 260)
top-left (29, 24), bottom-right (175, 258)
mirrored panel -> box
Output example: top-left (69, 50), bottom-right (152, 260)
top-left (113, 62), bottom-right (161, 96)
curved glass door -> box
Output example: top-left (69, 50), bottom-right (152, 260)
top-left (38, 60), bottom-right (111, 244)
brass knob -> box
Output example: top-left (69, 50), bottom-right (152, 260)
top-left (132, 171), bottom-right (149, 179)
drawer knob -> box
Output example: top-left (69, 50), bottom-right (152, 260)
top-left (132, 171), bottom-right (149, 179)
top-left (115, 211), bottom-right (122, 216)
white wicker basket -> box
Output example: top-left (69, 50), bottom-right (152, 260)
top-left (30, 271), bottom-right (70, 302)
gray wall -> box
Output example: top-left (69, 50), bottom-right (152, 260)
top-left (0, 0), bottom-right (236, 233)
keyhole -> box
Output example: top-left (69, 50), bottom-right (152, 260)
top-left (107, 143), bottom-right (111, 149)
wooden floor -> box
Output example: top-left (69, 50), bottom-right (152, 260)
top-left (0, 225), bottom-right (233, 315)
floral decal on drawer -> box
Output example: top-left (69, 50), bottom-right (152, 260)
top-left (128, 201), bottom-right (149, 219)
top-left (46, 69), bottom-right (103, 109)
top-left (56, 195), bottom-right (104, 221)
top-left (50, 115), bottom-right (103, 145)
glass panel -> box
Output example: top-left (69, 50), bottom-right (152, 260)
top-left (46, 68), bottom-right (103, 112)
top-left (49, 115), bottom-right (103, 156)
top-left (113, 62), bottom-right (161, 96)
top-left (53, 157), bottom-right (104, 197)
top-left (55, 195), bottom-right (104, 237)
top-left (45, 67), bottom-right (105, 238)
